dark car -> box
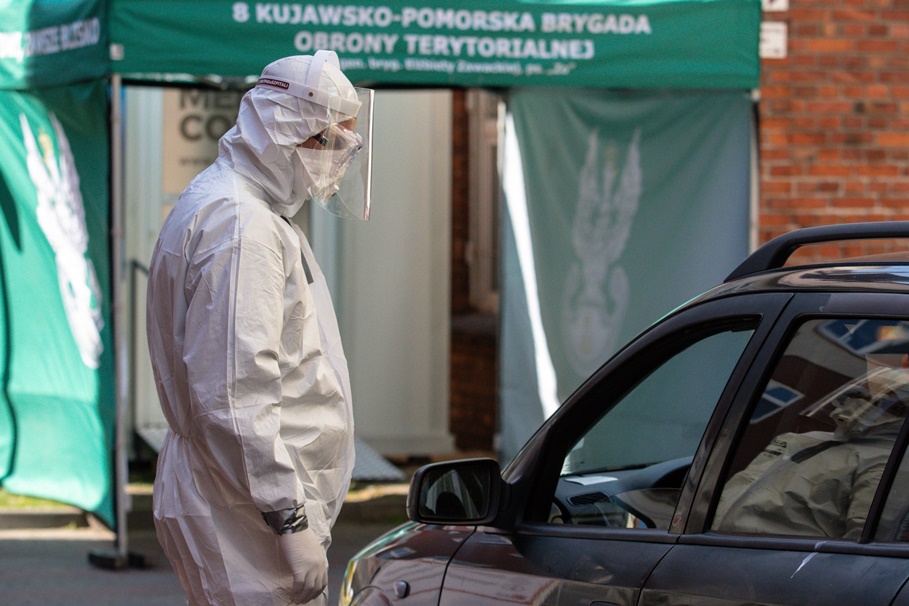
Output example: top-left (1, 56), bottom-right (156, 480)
top-left (341, 222), bottom-right (909, 606)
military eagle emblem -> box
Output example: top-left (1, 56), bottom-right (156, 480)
top-left (21, 113), bottom-right (104, 369)
top-left (562, 127), bottom-right (642, 377)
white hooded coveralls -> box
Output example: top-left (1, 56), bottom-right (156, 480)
top-left (146, 56), bottom-right (356, 605)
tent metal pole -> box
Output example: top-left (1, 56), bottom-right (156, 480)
top-left (89, 72), bottom-right (136, 570)
top-left (111, 71), bottom-right (130, 562)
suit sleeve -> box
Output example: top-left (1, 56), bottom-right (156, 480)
top-left (183, 236), bottom-right (305, 515)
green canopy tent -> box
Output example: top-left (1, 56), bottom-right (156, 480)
top-left (108, 0), bottom-right (762, 460)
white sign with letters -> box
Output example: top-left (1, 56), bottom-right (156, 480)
top-left (760, 22), bottom-right (788, 59)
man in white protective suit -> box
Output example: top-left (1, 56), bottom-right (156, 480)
top-left (146, 51), bottom-right (374, 605)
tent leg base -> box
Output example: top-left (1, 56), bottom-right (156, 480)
top-left (88, 550), bottom-right (155, 570)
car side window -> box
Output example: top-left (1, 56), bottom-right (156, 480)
top-left (553, 325), bottom-right (756, 530)
top-left (712, 318), bottom-right (909, 540)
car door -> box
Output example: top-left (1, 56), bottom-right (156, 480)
top-left (437, 293), bottom-right (793, 606)
top-left (879, 436), bottom-right (909, 606)
top-left (642, 292), bottom-right (909, 606)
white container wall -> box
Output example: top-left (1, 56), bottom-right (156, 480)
top-left (124, 86), bottom-right (453, 458)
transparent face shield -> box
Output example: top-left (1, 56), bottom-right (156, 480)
top-left (804, 353), bottom-right (909, 435)
top-left (299, 88), bottom-right (374, 221)
top-left (255, 50), bottom-right (375, 220)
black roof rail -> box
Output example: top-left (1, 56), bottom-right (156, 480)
top-left (726, 221), bottom-right (909, 282)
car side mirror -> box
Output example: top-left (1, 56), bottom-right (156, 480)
top-left (406, 458), bottom-right (503, 525)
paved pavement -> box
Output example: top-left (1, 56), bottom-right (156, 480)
top-left (0, 485), bottom-right (409, 606)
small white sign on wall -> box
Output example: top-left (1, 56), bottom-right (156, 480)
top-left (762, 0), bottom-right (789, 11)
top-left (760, 22), bottom-right (788, 59)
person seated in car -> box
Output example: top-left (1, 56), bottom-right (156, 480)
top-left (713, 363), bottom-right (909, 540)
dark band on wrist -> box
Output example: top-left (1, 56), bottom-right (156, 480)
top-left (262, 504), bottom-right (309, 535)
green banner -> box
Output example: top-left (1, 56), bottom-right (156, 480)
top-left (0, 0), bottom-right (108, 89)
top-left (111, 0), bottom-right (760, 89)
top-left (0, 81), bottom-right (114, 526)
top-left (499, 89), bottom-right (752, 459)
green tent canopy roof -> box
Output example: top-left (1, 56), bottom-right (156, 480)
top-left (109, 0), bottom-right (761, 89)
top-left (0, 0), bottom-right (108, 90)
top-left (1, 0), bottom-right (761, 90)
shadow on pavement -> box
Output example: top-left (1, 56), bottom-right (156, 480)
top-left (0, 484), bottom-right (409, 606)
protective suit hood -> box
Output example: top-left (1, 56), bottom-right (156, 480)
top-left (219, 52), bottom-right (361, 217)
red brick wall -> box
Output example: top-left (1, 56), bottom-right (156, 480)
top-left (449, 89), bottom-right (498, 453)
top-left (450, 318), bottom-right (498, 452)
top-left (759, 0), bottom-right (909, 245)
top-left (451, 90), bottom-right (472, 315)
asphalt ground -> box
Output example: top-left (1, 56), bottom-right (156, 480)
top-left (0, 484), bottom-right (410, 606)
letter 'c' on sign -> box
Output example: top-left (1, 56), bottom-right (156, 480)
top-left (180, 115), bottom-right (234, 141)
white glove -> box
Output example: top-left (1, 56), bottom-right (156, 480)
top-left (278, 527), bottom-right (328, 604)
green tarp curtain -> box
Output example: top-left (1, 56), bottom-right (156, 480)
top-left (110, 0), bottom-right (761, 89)
top-left (0, 80), bottom-right (114, 526)
top-left (499, 89), bottom-right (752, 460)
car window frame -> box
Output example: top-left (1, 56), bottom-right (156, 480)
top-left (686, 290), bottom-right (909, 555)
top-left (500, 292), bottom-right (794, 539)
top-left (865, 415), bottom-right (909, 543)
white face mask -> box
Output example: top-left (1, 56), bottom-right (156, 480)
top-left (292, 126), bottom-right (362, 202)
